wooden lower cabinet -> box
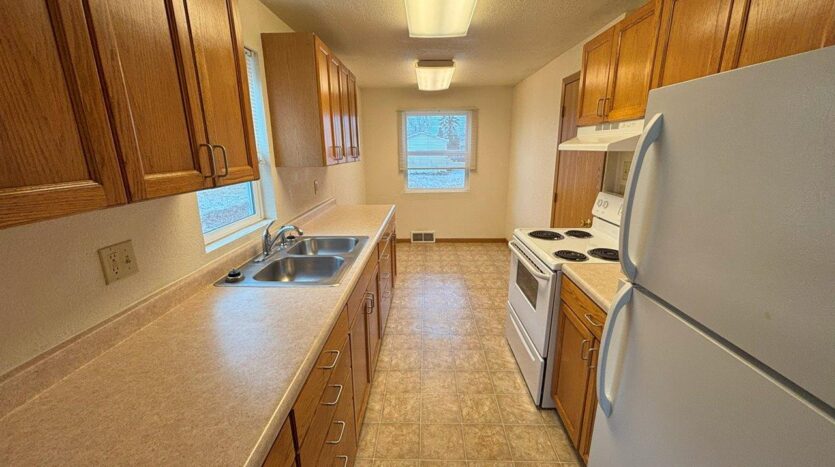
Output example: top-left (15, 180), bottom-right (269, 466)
top-left (263, 216), bottom-right (396, 466)
top-left (551, 277), bottom-right (606, 464)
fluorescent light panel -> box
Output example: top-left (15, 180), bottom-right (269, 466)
top-left (415, 60), bottom-right (455, 91)
top-left (405, 0), bottom-right (477, 38)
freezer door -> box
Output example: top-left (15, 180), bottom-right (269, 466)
top-left (622, 47), bottom-right (835, 407)
top-left (590, 287), bottom-right (835, 467)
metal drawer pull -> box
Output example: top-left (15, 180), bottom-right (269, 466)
top-left (326, 420), bottom-right (347, 444)
top-left (584, 313), bottom-right (603, 328)
top-left (317, 350), bottom-right (340, 369)
top-left (212, 144), bottom-right (230, 178)
top-left (336, 455), bottom-right (349, 467)
top-left (588, 347), bottom-right (598, 369)
top-left (321, 384), bottom-right (343, 406)
top-left (580, 338), bottom-right (590, 360)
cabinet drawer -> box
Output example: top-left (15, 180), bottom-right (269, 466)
top-left (294, 306), bottom-right (349, 442)
top-left (299, 337), bottom-right (353, 465)
top-left (316, 361), bottom-right (358, 467)
top-left (263, 415), bottom-right (297, 467)
top-left (561, 278), bottom-right (606, 340)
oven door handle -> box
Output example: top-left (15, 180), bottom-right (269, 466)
top-left (508, 241), bottom-right (551, 281)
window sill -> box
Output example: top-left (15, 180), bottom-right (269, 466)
top-left (403, 188), bottom-right (470, 194)
top-left (204, 218), bottom-right (271, 253)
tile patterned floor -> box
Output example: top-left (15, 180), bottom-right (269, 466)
top-left (356, 242), bottom-right (582, 466)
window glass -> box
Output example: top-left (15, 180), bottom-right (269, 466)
top-left (402, 111), bottom-right (472, 191)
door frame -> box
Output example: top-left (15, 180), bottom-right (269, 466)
top-left (550, 71), bottom-right (581, 227)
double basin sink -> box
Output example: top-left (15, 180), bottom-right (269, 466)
top-left (215, 236), bottom-right (369, 287)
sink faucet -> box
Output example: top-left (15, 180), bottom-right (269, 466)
top-left (260, 221), bottom-right (304, 260)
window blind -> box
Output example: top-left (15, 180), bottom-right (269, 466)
top-left (244, 48), bottom-right (270, 161)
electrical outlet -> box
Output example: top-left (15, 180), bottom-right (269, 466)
top-left (97, 240), bottom-right (138, 284)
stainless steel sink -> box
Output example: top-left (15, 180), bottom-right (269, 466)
top-left (215, 235), bottom-right (368, 287)
top-left (253, 256), bottom-right (344, 283)
top-left (286, 236), bottom-right (360, 256)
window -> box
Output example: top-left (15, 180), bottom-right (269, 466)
top-left (197, 48), bottom-right (269, 244)
top-left (399, 110), bottom-right (477, 191)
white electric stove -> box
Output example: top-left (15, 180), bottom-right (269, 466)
top-left (505, 192), bottom-right (623, 407)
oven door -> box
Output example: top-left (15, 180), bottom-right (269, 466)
top-left (507, 239), bottom-right (557, 356)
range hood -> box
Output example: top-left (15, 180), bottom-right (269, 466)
top-left (559, 119), bottom-right (644, 152)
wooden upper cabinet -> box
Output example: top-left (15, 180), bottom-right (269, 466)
top-left (184, 0), bottom-right (259, 185)
top-left (721, 0), bottom-right (835, 71)
top-left (87, 0), bottom-right (213, 201)
top-left (577, 27), bottom-right (615, 126)
top-left (261, 32), bottom-right (361, 167)
top-left (606, 1), bottom-right (657, 121)
top-left (652, 0), bottom-right (735, 88)
top-left (0, 1), bottom-right (127, 229)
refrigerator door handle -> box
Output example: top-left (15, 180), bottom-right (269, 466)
top-left (597, 283), bottom-right (633, 417)
top-left (620, 113), bottom-right (664, 280)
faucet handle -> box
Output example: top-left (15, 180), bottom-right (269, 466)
top-left (264, 220), bottom-right (276, 236)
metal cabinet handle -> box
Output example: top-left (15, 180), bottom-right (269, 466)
top-left (588, 346), bottom-right (598, 369)
top-left (584, 313), bottom-right (603, 328)
top-left (336, 455), bottom-right (349, 467)
top-left (603, 97), bottom-right (611, 116)
top-left (199, 143), bottom-right (215, 179)
top-left (321, 384), bottom-right (343, 406)
top-left (212, 144), bottom-right (230, 178)
top-left (580, 338), bottom-right (590, 360)
top-left (596, 98), bottom-right (604, 117)
top-left (365, 292), bottom-right (375, 313)
top-left (317, 349), bottom-right (340, 369)
top-left (326, 420), bottom-right (347, 444)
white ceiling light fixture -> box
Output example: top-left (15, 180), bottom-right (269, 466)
top-left (415, 60), bottom-right (455, 91)
top-left (405, 0), bottom-right (477, 38)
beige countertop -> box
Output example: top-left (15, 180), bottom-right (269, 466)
top-left (562, 263), bottom-right (626, 311)
top-left (0, 204), bottom-right (395, 466)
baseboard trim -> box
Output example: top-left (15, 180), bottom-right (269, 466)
top-left (397, 238), bottom-right (507, 243)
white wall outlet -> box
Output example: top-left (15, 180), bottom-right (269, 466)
top-left (97, 240), bottom-right (138, 285)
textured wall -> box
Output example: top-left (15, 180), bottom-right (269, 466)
top-left (0, 0), bottom-right (366, 376)
top-left (361, 86), bottom-right (513, 239)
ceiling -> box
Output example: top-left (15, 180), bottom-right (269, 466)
top-left (259, 0), bottom-right (646, 88)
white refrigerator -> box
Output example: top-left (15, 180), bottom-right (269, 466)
top-left (590, 47), bottom-right (835, 466)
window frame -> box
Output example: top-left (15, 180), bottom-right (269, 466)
top-left (198, 47), bottom-right (269, 246)
top-left (401, 109), bottom-right (473, 193)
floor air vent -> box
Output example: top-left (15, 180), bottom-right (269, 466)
top-left (411, 231), bottom-right (436, 243)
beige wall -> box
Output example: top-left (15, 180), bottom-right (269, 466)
top-left (361, 86), bottom-right (513, 239)
top-left (504, 16), bottom-right (624, 238)
top-left (0, 0), bottom-right (365, 376)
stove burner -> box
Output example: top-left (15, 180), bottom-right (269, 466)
top-left (588, 248), bottom-right (619, 261)
top-left (555, 250), bottom-right (588, 262)
top-left (529, 230), bottom-right (564, 240)
top-left (565, 230), bottom-right (592, 239)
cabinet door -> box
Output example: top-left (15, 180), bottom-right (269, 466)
top-left (184, 0), bottom-right (259, 186)
top-left (364, 276), bottom-right (381, 382)
top-left (651, 0), bottom-right (734, 88)
top-left (314, 40), bottom-right (339, 166)
top-left (349, 313), bottom-right (369, 428)
top-left (551, 302), bottom-right (595, 447)
top-left (347, 73), bottom-right (360, 161)
top-left (328, 57), bottom-right (345, 163)
top-left (0, 1), bottom-right (127, 229)
top-left (577, 27), bottom-right (614, 126)
top-left (721, 0), bottom-right (835, 71)
top-left (605, 1), bottom-right (657, 122)
top-left (578, 337), bottom-right (599, 464)
top-left (88, 0), bottom-right (213, 200)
